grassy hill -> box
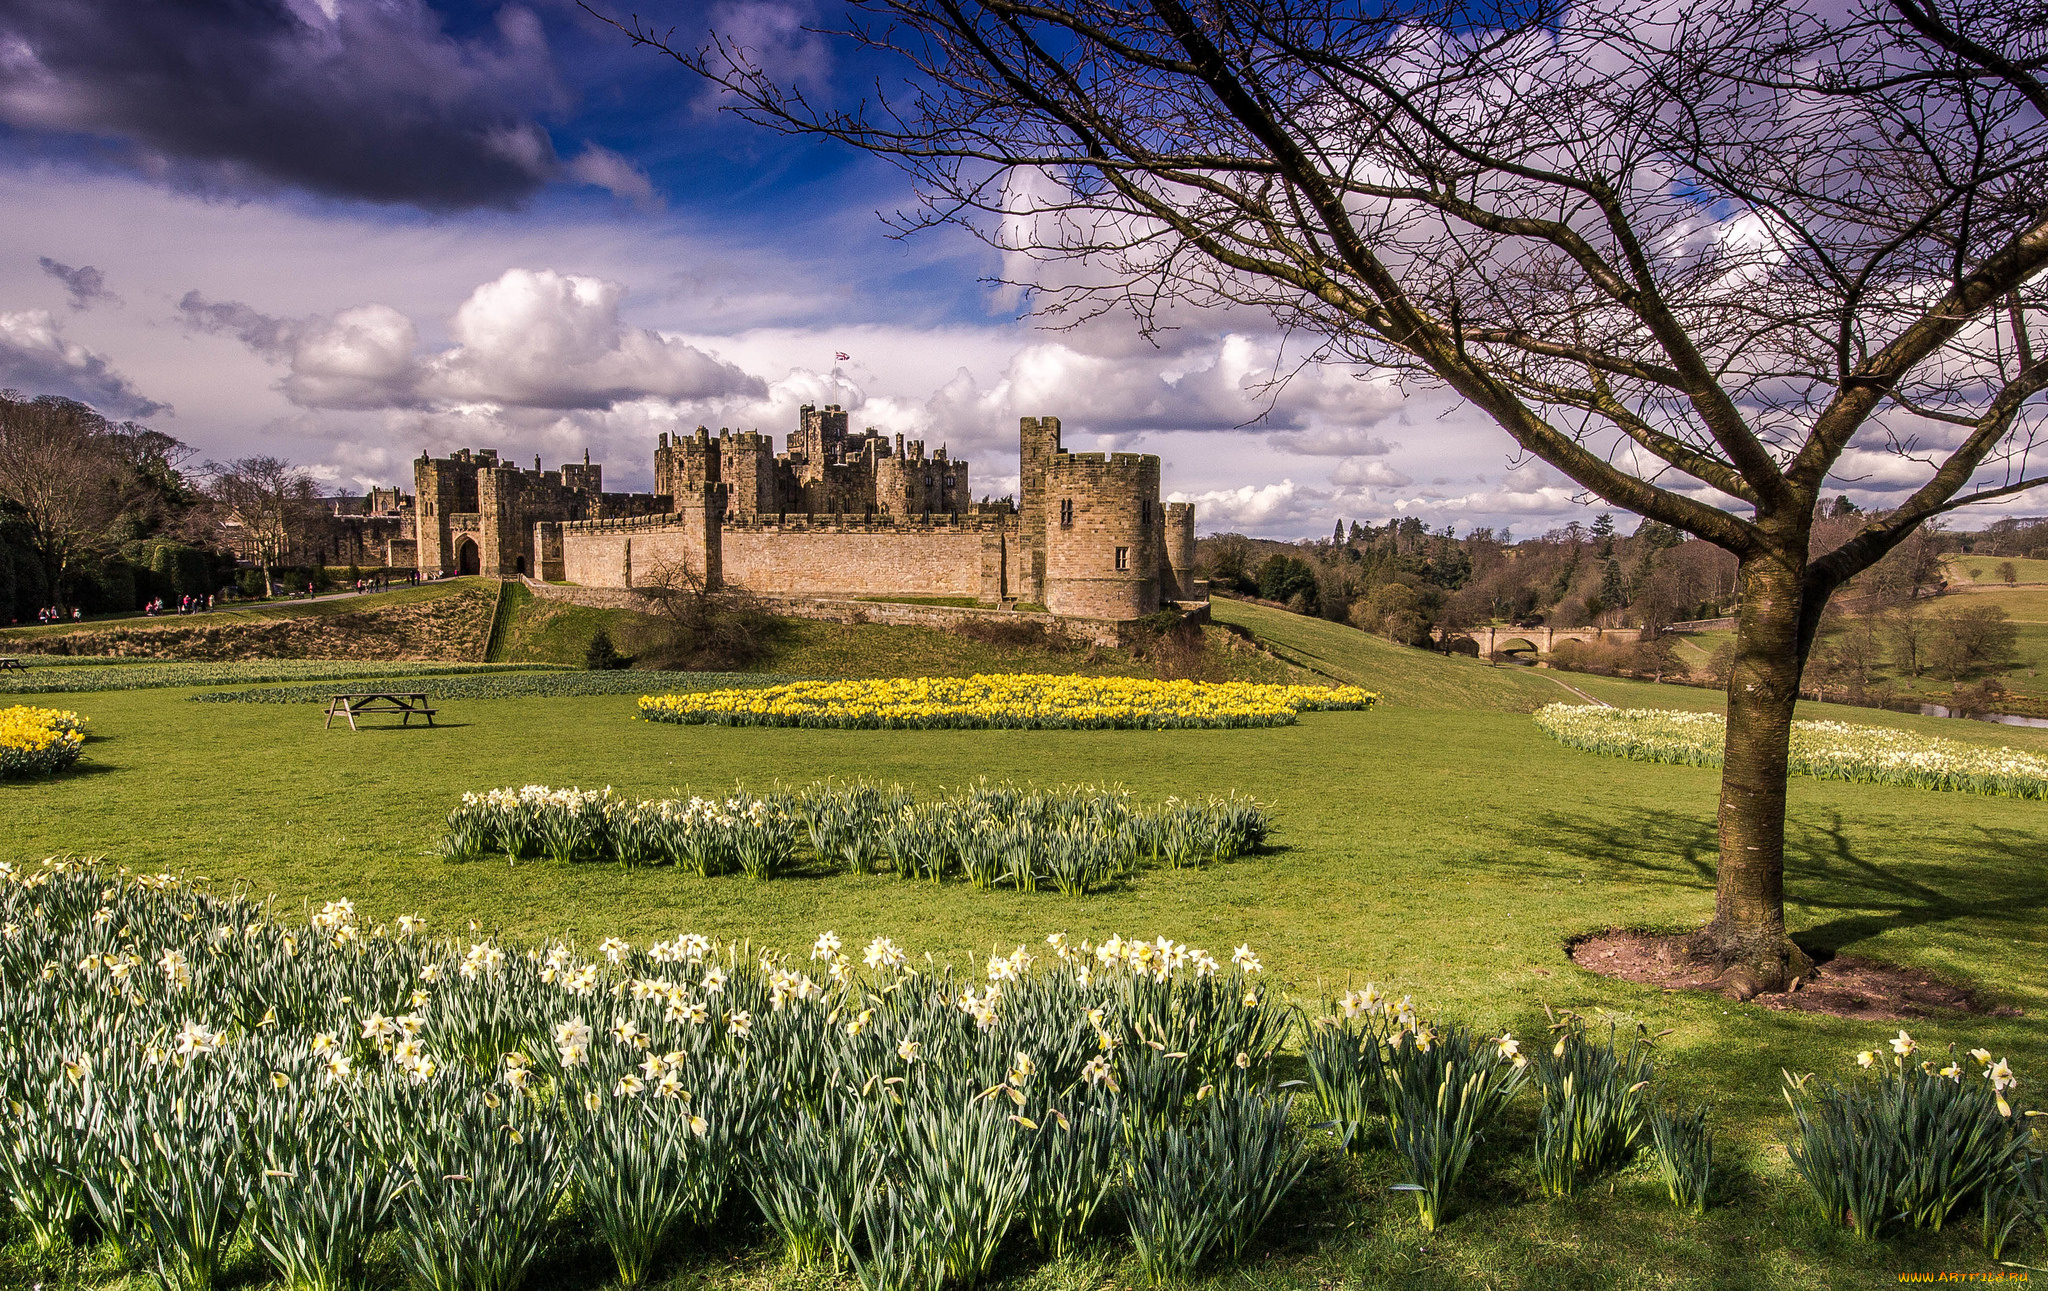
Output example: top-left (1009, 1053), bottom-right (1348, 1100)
top-left (0, 580), bottom-right (498, 660)
top-left (1209, 597), bottom-right (1561, 710)
top-left (1944, 552), bottom-right (2048, 585)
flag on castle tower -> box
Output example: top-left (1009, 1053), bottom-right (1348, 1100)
top-left (834, 352), bottom-right (850, 361)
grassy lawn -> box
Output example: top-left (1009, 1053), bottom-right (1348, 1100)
top-left (4, 602), bottom-right (2043, 1287)
top-left (1945, 553), bottom-right (2048, 585)
top-left (0, 579), bottom-right (490, 640)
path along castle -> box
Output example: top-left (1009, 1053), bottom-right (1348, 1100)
top-left (349, 409), bottom-right (1205, 621)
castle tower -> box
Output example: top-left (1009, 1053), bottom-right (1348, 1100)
top-left (414, 450), bottom-right (481, 575)
top-left (1017, 415), bottom-right (1061, 604)
top-left (1164, 502), bottom-right (1197, 601)
top-left (656, 427), bottom-right (719, 499)
top-left (1042, 451), bottom-right (1162, 619)
top-left (723, 431), bottom-right (780, 516)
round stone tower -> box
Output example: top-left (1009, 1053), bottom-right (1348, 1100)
top-left (1164, 502), bottom-right (1197, 601)
top-left (1042, 452), bottom-right (1162, 619)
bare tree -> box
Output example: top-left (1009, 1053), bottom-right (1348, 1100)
top-left (0, 391), bottom-right (159, 610)
top-left (602, 0), bottom-right (2048, 994)
top-left (627, 557), bottom-right (781, 669)
top-left (202, 457), bottom-right (323, 598)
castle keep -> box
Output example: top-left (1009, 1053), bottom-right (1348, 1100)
top-left (401, 409), bottom-right (1203, 621)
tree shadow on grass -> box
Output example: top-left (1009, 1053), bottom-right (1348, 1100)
top-left (1491, 805), bottom-right (2048, 960)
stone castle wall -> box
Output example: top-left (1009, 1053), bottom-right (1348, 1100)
top-left (549, 487), bottom-right (723, 589)
top-left (720, 516), bottom-right (1008, 602)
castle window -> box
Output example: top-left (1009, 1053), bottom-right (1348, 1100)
top-left (1059, 498), bottom-right (1074, 527)
top-left (1115, 546), bottom-right (1129, 571)
top-left (1141, 499), bottom-right (1150, 524)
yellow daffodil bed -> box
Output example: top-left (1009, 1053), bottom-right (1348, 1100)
top-left (638, 674), bottom-right (1378, 730)
top-left (0, 705), bottom-right (86, 777)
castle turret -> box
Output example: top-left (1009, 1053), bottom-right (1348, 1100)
top-left (1164, 502), bottom-right (1198, 601)
top-left (1042, 451), bottom-right (1162, 619)
top-left (1017, 415), bottom-right (1061, 603)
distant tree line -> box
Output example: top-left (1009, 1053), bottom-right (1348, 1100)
top-left (1200, 502), bottom-right (2018, 697)
top-left (0, 390), bottom-right (339, 621)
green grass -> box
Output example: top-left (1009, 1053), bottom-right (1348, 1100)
top-left (3, 645), bottom-right (2042, 1287)
top-left (0, 660), bottom-right (562, 695)
top-left (1211, 599), bottom-right (1563, 710)
top-left (1945, 553), bottom-right (2048, 585)
top-left (0, 579), bottom-right (489, 640)
top-left (1942, 585), bottom-right (2048, 620)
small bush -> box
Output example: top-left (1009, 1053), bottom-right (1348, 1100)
top-left (584, 628), bottom-right (632, 670)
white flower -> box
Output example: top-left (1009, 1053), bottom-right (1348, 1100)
top-left (864, 936), bottom-right (905, 971)
top-left (599, 937), bottom-right (631, 965)
top-left (1231, 945), bottom-right (1262, 974)
top-left (812, 931), bottom-right (842, 961)
top-left (725, 1010), bottom-right (753, 1038)
top-left (1890, 1031), bottom-right (1917, 1059)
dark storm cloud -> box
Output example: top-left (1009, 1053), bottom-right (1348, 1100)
top-left (37, 256), bottom-right (118, 309)
top-left (0, 310), bottom-right (166, 417)
top-left (0, 0), bottom-right (568, 209)
top-left (176, 291), bottom-right (299, 359)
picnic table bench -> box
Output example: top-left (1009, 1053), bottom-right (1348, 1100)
top-left (0, 657), bottom-right (25, 672)
top-left (324, 692), bottom-right (438, 730)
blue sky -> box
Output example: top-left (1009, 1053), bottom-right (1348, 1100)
top-left (1, 0), bottom-right (2007, 539)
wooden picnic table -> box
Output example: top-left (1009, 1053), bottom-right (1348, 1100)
top-left (324, 692), bottom-right (438, 730)
top-left (0, 657), bottom-right (25, 672)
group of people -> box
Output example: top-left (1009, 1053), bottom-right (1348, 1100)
top-left (141, 595), bottom-right (215, 616)
top-left (32, 606), bottom-right (81, 624)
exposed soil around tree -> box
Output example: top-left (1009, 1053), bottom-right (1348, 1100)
top-left (1568, 928), bottom-right (2017, 1021)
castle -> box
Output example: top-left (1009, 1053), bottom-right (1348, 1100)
top-left (347, 408), bottom-right (1203, 621)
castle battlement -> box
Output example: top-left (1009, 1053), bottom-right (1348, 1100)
top-left (720, 511), bottom-right (1015, 535)
top-left (408, 406), bottom-right (1200, 622)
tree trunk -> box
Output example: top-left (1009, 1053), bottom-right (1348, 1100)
top-left (1688, 552), bottom-right (1816, 998)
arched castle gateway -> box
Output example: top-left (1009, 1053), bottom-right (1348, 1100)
top-left (407, 412), bottom-right (1206, 622)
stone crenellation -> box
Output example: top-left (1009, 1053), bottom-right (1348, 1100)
top-left (386, 408), bottom-right (1203, 623)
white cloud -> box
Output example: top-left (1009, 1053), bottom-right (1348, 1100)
top-left (1168, 479), bottom-right (1320, 531)
top-left (1330, 458), bottom-right (1412, 487)
top-left (187, 268), bottom-right (766, 416)
top-left (564, 145), bottom-right (659, 209)
top-left (1272, 426), bottom-right (1396, 457)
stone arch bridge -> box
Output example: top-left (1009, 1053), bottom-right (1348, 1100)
top-left (1462, 624), bottom-right (1646, 656)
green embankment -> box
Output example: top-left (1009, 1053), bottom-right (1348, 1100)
top-left (0, 578), bottom-right (488, 640)
top-left (1209, 598), bottom-right (1560, 709)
